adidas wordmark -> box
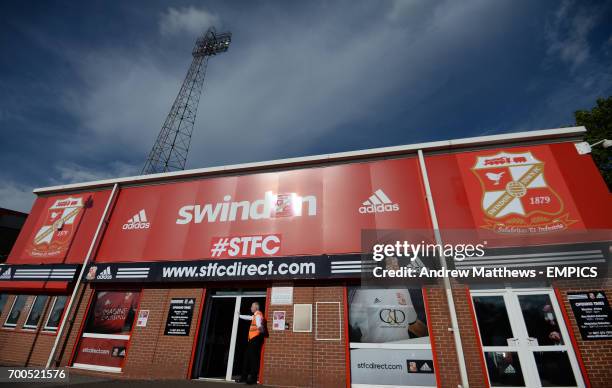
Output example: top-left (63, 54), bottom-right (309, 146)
top-left (358, 189), bottom-right (400, 214)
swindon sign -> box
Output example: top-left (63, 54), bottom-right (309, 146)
top-left (95, 157), bottom-right (431, 263)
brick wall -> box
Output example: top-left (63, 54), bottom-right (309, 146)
top-left (554, 279), bottom-right (612, 388)
top-left (0, 294), bottom-right (59, 366)
top-left (4, 282), bottom-right (611, 387)
top-left (262, 284), bottom-right (346, 388)
top-left (424, 287), bottom-right (461, 388)
top-left (122, 287), bottom-right (203, 379)
top-left (452, 287), bottom-right (489, 388)
top-left (57, 285), bottom-right (204, 380)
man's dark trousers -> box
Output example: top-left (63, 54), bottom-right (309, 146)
top-left (241, 334), bottom-right (264, 384)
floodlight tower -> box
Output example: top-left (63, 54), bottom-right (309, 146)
top-left (142, 27), bottom-right (231, 174)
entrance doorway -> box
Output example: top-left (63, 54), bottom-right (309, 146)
top-left (195, 289), bottom-right (266, 381)
top-left (471, 288), bottom-right (585, 387)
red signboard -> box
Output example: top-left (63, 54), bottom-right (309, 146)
top-left (456, 144), bottom-right (584, 234)
top-left (7, 190), bottom-right (112, 264)
top-left (426, 143), bottom-right (611, 246)
top-left (96, 157), bottom-right (432, 262)
top-left (73, 337), bottom-right (129, 370)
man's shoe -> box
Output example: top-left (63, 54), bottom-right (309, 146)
top-left (235, 378), bottom-right (246, 383)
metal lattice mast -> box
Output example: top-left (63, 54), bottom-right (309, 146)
top-left (142, 27), bottom-right (231, 174)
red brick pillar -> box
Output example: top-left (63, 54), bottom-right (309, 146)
top-left (262, 284), bottom-right (346, 387)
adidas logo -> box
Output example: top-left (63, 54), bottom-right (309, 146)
top-left (358, 189), bottom-right (399, 214)
top-left (96, 267), bottom-right (113, 280)
top-left (373, 298), bottom-right (382, 304)
top-left (122, 209), bottom-right (150, 230)
top-left (0, 268), bottom-right (11, 280)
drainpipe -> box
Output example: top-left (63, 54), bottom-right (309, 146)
top-left (46, 183), bottom-right (119, 368)
top-left (417, 150), bottom-right (469, 388)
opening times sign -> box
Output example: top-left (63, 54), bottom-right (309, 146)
top-left (164, 298), bottom-right (195, 336)
top-left (567, 291), bottom-right (612, 340)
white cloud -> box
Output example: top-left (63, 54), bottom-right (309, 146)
top-left (545, 0), bottom-right (599, 70)
top-left (159, 6), bottom-right (219, 37)
top-left (61, 0), bottom-right (519, 173)
top-left (51, 161), bottom-right (141, 185)
top-left (0, 181), bottom-right (35, 213)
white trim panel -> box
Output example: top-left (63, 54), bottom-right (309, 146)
top-left (82, 332), bottom-right (130, 340)
top-left (72, 363), bottom-right (122, 373)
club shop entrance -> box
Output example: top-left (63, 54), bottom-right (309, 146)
top-left (471, 288), bottom-right (585, 388)
top-left (194, 289), bottom-right (267, 381)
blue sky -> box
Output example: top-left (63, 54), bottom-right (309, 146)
top-left (1, 0), bottom-right (611, 212)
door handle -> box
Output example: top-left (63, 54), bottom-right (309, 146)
top-left (507, 337), bottom-right (519, 346)
top-left (527, 337), bottom-right (538, 346)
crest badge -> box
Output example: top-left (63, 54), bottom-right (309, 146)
top-left (472, 151), bottom-right (575, 233)
top-left (29, 196), bottom-right (85, 257)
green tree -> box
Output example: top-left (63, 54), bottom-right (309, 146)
top-left (575, 96), bottom-right (612, 191)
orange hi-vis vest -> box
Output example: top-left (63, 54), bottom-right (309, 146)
top-left (248, 310), bottom-right (263, 340)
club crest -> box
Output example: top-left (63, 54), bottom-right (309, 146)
top-left (471, 151), bottom-right (575, 233)
top-left (28, 196), bottom-right (85, 257)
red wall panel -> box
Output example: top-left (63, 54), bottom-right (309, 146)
top-left (8, 190), bottom-right (111, 264)
top-left (95, 158), bottom-right (431, 262)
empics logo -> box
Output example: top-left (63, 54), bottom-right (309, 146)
top-left (122, 209), bottom-right (150, 230)
top-left (359, 189), bottom-right (399, 214)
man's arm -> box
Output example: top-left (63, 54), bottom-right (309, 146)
top-left (239, 314), bottom-right (253, 320)
top-left (255, 314), bottom-right (264, 333)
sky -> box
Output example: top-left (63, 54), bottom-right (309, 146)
top-left (0, 0), bottom-right (611, 213)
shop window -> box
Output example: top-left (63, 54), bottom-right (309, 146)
top-left (3, 295), bottom-right (28, 328)
top-left (72, 290), bottom-right (141, 373)
top-left (23, 295), bottom-right (49, 329)
top-left (44, 296), bottom-right (68, 332)
top-left (0, 294), bottom-right (8, 317)
top-left (347, 287), bottom-right (436, 387)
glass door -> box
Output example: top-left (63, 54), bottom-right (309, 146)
top-left (471, 289), bottom-right (584, 388)
top-left (197, 290), bottom-right (266, 381)
top-left (199, 295), bottom-right (237, 379)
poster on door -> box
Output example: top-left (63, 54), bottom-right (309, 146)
top-left (73, 291), bottom-right (141, 372)
top-left (568, 291), bottom-right (612, 340)
top-left (84, 291), bottom-right (140, 334)
top-left (350, 348), bottom-right (435, 386)
top-left (348, 288), bottom-right (429, 344)
top-left (72, 337), bottom-right (128, 370)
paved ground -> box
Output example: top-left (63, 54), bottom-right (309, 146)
top-left (0, 374), bottom-right (271, 388)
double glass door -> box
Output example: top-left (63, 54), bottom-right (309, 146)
top-left (471, 289), bottom-right (584, 388)
top-left (198, 290), bottom-right (266, 381)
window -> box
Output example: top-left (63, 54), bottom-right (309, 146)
top-left (24, 295), bottom-right (49, 329)
top-left (3, 295), bottom-right (28, 327)
top-left (347, 287), bottom-right (436, 387)
top-left (0, 294), bottom-right (8, 317)
top-left (44, 296), bottom-right (68, 332)
top-left (73, 290), bottom-right (141, 373)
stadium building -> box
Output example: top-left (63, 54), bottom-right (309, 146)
top-left (0, 126), bottom-right (610, 387)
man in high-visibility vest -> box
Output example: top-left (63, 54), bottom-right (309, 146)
top-left (236, 301), bottom-right (265, 385)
